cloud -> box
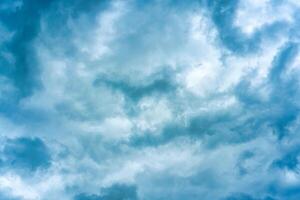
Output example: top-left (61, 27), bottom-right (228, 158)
top-left (0, 192), bottom-right (20, 200)
top-left (1, 0), bottom-right (300, 199)
top-left (222, 193), bottom-right (276, 200)
top-left (74, 184), bottom-right (138, 200)
top-left (0, 137), bottom-right (51, 172)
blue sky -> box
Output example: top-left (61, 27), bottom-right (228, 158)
top-left (0, 0), bottom-right (300, 199)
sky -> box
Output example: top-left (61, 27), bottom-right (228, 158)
top-left (0, 0), bottom-right (300, 199)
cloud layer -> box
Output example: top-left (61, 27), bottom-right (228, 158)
top-left (1, 0), bottom-right (300, 199)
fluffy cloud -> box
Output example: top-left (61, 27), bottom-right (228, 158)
top-left (0, 0), bottom-right (300, 199)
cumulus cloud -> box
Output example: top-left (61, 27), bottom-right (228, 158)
top-left (1, 0), bottom-right (300, 199)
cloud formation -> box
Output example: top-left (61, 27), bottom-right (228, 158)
top-left (1, 0), bottom-right (300, 199)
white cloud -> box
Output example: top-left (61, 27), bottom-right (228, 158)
top-left (0, 173), bottom-right (40, 200)
top-left (133, 97), bottom-right (172, 134)
top-left (71, 1), bottom-right (127, 61)
top-left (234, 0), bottom-right (294, 35)
top-left (181, 62), bottom-right (221, 97)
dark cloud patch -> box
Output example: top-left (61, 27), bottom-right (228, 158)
top-left (94, 69), bottom-right (175, 103)
top-left (202, 0), bottom-right (291, 55)
top-left (103, 78), bottom-right (173, 102)
top-left (234, 41), bottom-right (300, 139)
top-left (272, 147), bottom-right (300, 170)
top-left (129, 114), bottom-right (231, 148)
top-left (0, 137), bottom-right (51, 172)
top-left (236, 150), bottom-right (255, 176)
top-left (203, 0), bottom-right (261, 54)
top-left (0, 0), bottom-right (110, 100)
top-left (234, 80), bottom-right (266, 106)
top-left (267, 181), bottom-right (300, 200)
top-left (44, 0), bottom-right (111, 40)
top-left (0, 0), bottom-right (54, 98)
top-left (266, 42), bottom-right (299, 139)
top-left (74, 184), bottom-right (138, 200)
top-left (269, 42), bottom-right (298, 83)
top-left (222, 193), bottom-right (276, 200)
top-left (68, 0), bottom-right (110, 18)
top-left (129, 109), bottom-right (261, 149)
top-left (74, 194), bottom-right (101, 200)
